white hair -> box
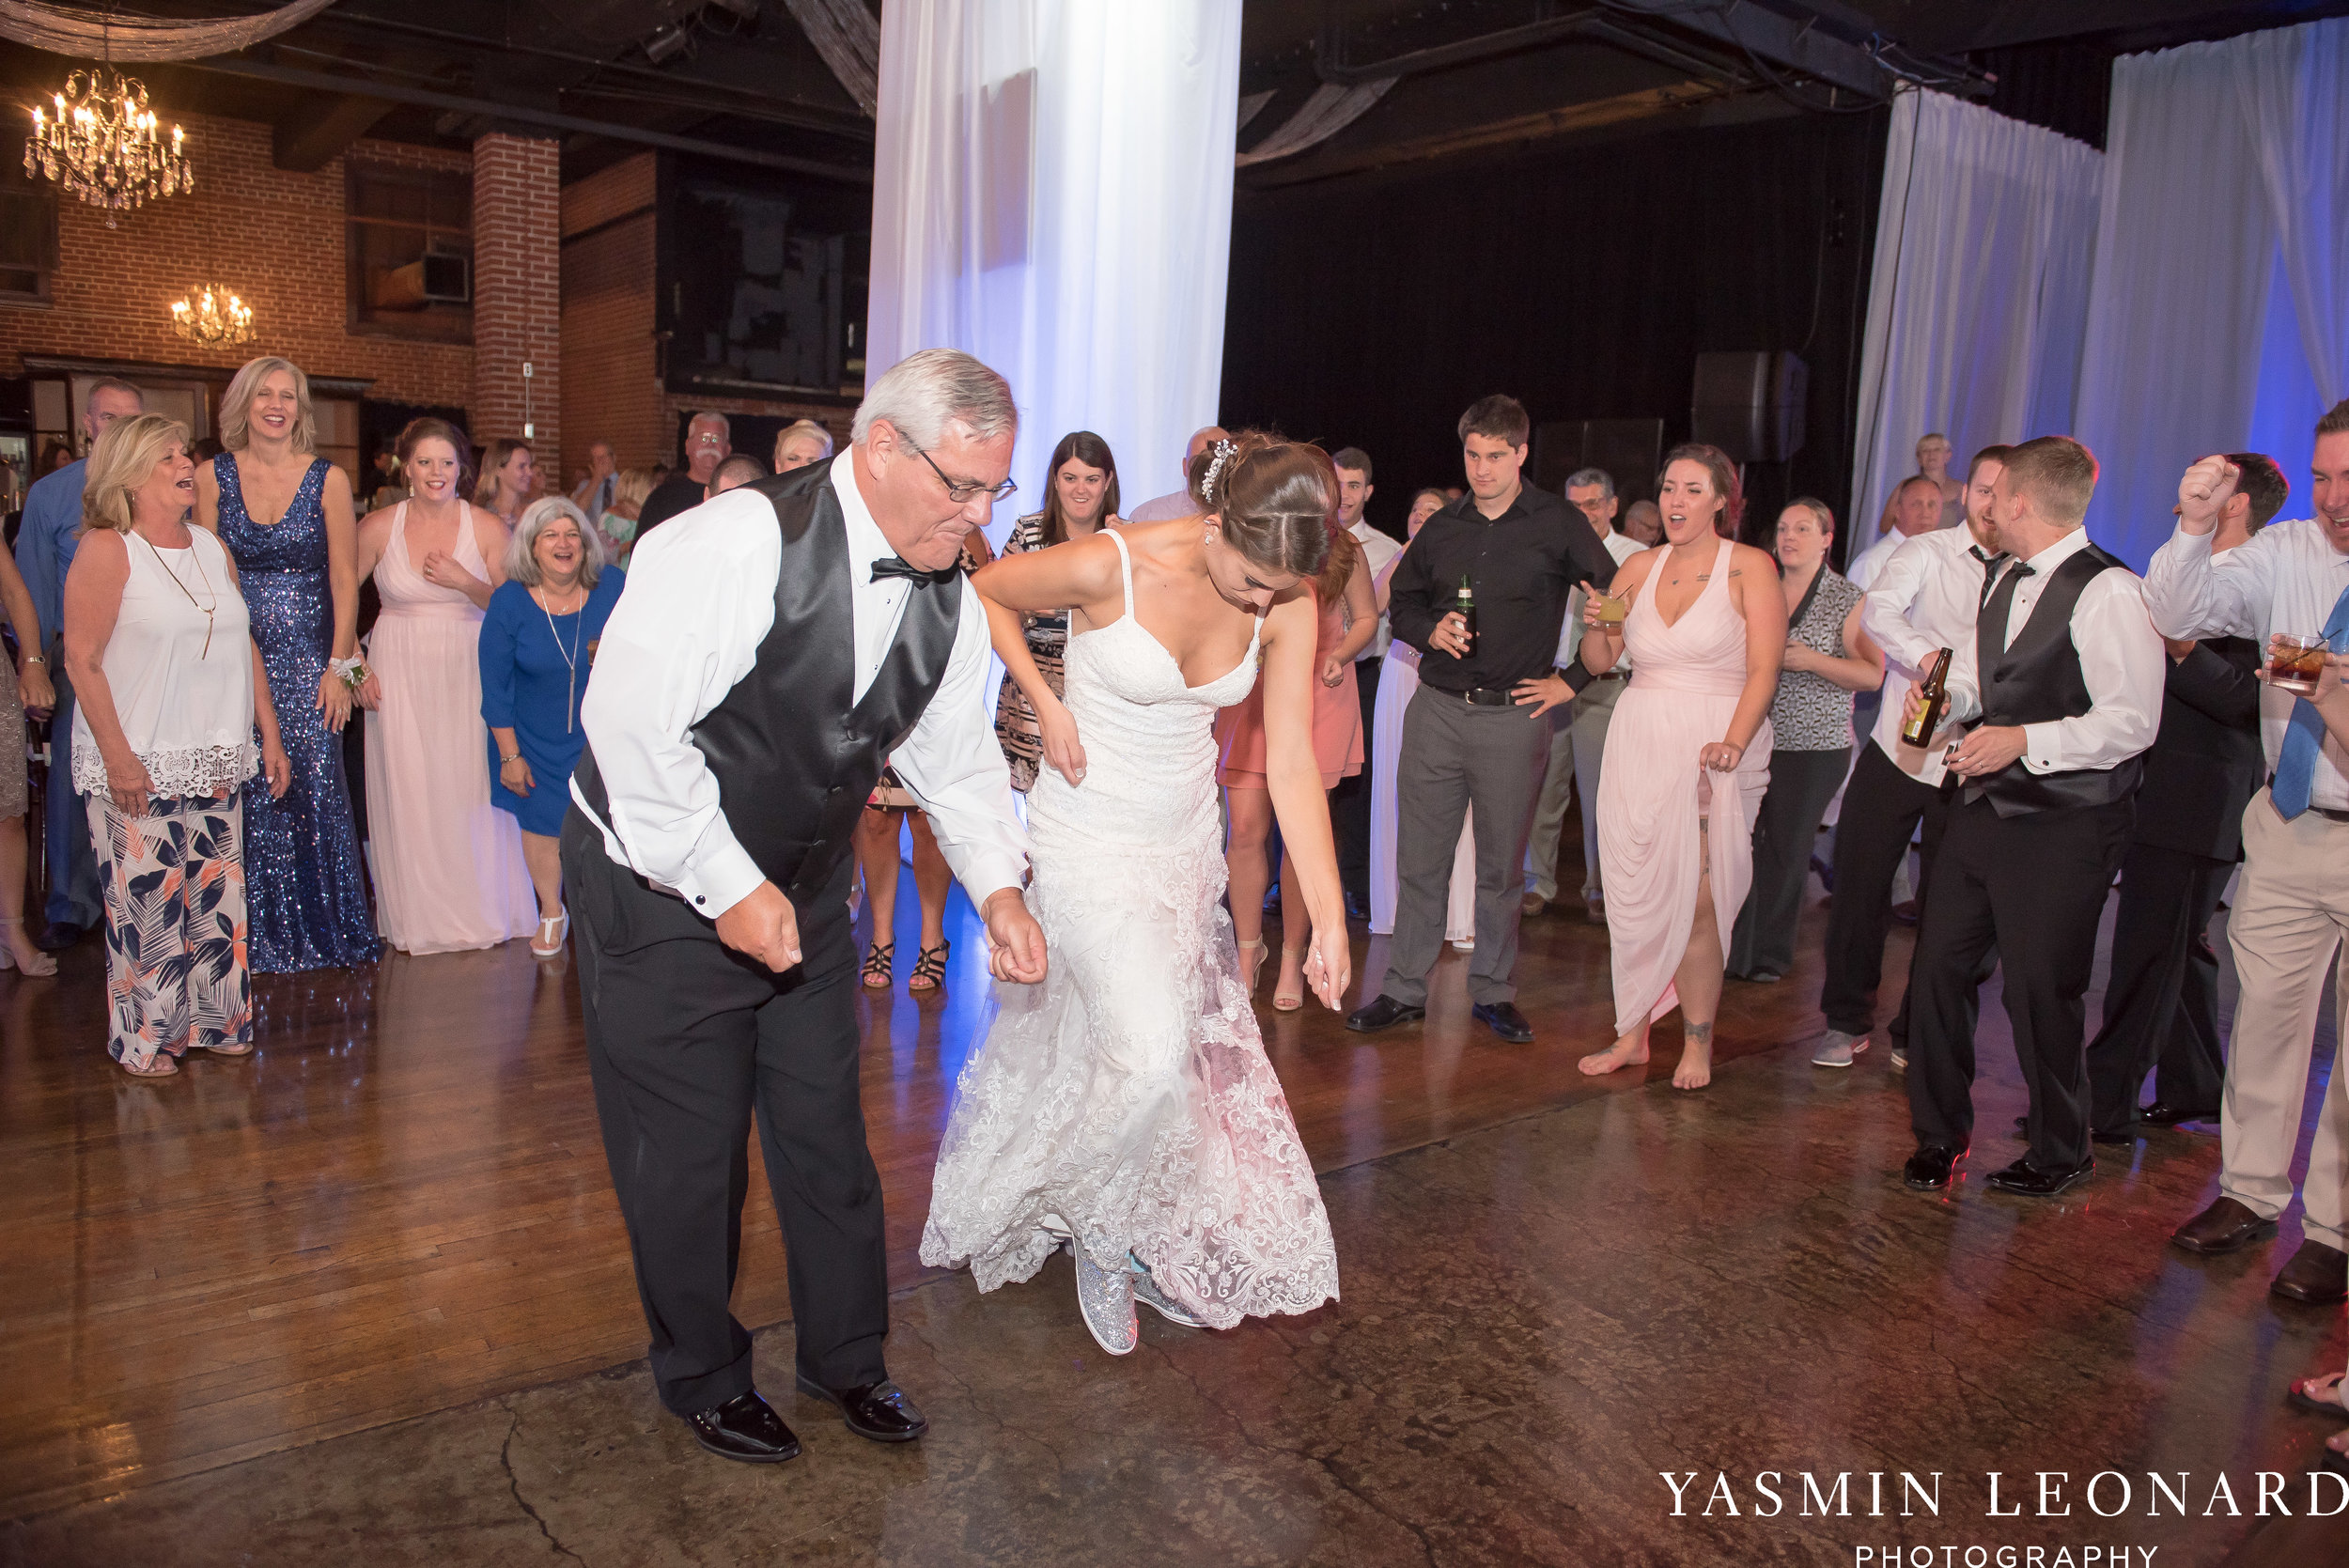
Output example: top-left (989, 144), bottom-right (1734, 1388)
top-left (850, 349), bottom-right (1016, 451)
top-left (506, 496), bottom-right (608, 588)
top-left (687, 411), bottom-right (731, 440)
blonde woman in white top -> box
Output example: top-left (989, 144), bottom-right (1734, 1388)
top-left (62, 415), bottom-right (291, 1077)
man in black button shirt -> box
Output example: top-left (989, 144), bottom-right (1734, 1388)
top-left (1346, 395), bottom-right (1615, 1042)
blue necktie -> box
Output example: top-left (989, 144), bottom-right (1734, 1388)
top-left (2270, 581), bottom-right (2349, 819)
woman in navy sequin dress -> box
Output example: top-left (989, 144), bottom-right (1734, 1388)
top-left (196, 357), bottom-right (381, 971)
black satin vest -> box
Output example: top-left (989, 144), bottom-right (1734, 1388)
top-left (1967, 541), bottom-right (2143, 816)
top-left (574, 463), bottom-right (965, 908)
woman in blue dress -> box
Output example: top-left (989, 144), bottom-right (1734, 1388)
top-left (195, 356), bottom-right (382, 971)
top-left (479, 497), bottom-right (624, 957)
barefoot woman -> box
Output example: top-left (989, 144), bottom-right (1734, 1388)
top-left (1577, 446), bottom-right (1784, 1090)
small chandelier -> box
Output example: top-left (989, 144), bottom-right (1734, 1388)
top-left (170, 284), bottom-right (255, 349)
top-left (24, 66), bottom-right (194, 227)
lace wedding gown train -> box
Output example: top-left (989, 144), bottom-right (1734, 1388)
top-left (921, 529), bottom-right (1340, 1328)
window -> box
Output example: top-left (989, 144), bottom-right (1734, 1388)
top-left (0, 131), bottom-right (59, 305)
top-left (347, 162), bottom-right (473, 343)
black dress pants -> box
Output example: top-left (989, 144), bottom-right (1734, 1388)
top-left (1819, 742), bottom-right (1963, 1039)
top-left (563, 811), bottom-right (888, 1415)
top-left (1727, 746), bottom-right (1849, 979)
top-left (1906, 795), bottom-right (2135, 1171)
top-left (1330, 656), bottom-right (1379, 906)
top-left (2083, 843), bottom-right (2232, 1129)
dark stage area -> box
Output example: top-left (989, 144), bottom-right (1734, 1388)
top-left (3, 840), bottom-right (2342, 1564)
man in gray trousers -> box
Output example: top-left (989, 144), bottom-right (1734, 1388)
top-left (1347, 396), bottom-right (1616, 1042)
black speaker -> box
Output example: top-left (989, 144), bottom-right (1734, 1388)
top-left (1691, 350), bottom-right (1807, 463)
top-left (1531, 418), bottom-right (1665, 503)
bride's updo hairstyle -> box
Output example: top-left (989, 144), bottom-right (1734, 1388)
top-left (1190, 430), bottom-right (1336, 582)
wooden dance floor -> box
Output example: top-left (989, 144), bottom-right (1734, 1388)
top-left (3, 840), bottom-right (2344, 1564)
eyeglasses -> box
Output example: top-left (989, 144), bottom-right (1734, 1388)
top-left (911, 445), bottom-right (1017, 505)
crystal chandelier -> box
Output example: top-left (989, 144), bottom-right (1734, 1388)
top-left (23, 66), bottom-right (194, 227)
top-left (170, 284), bottom-right (255, 349)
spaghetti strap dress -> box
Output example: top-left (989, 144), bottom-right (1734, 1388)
top-left (363, 502), bottom-right (538, 954)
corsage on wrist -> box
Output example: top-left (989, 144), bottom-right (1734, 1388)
top-left (331, 656), bottom-right (370, 691)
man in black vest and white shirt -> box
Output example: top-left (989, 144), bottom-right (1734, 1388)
top-left (565, 349), bottom-right (1046, 1463)
top-left (1899, 436), bottom-right (2163, 1199)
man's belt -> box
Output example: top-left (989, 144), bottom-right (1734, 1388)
top-left (1437, 686), bottom-right (1517, 706)
top-left (2312, 806), bottom-right (2349, 825)
top-left (1589, 670), bottom-right (1627, 681)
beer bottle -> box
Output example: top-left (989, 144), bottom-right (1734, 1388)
top-left (1902, 647), bottom-right (1953, 748)
top-left (1455, 574), bottom-right (1477, 648)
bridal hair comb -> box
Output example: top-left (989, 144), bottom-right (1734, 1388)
top-left (1200, 438), bottom-right (1239, 505)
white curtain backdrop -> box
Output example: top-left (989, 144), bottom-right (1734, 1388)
top-left (866, 1), bottom-right (1244, 531)
top-left (2074, 18), bottom-right (2349, 564)
top-left (1848, 87), bottom-right (2102, 550)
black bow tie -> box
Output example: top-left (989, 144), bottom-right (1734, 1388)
top-left (870, 556), bottom-right (958, 587)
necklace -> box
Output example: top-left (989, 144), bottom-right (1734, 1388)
top-left (534, 582), bottom-right (585, 733)
top-left (143, 531), bottom-right (220, 659)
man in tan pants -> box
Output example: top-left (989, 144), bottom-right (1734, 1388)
top-left (2143, 400), bottom-right (2349, 1304)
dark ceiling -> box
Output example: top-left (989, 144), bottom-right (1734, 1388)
top-left (2, 1), bottom-right (2346, 190)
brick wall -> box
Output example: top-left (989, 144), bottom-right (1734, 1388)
top-left (471, 133), bottom-right (561, 466)
top-left (557, 151), bottom-right (854, 488)
top-left (559, 154), bottom-right (662, 479)
top-left (0, 111), bottom-right (474, 410)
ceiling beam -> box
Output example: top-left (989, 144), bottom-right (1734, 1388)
top-left (175, 55), bottom-right (872, 184)
top-left (273, 92), bottom-right (399, 173)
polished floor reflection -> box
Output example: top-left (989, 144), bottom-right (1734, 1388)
top-left (2, 855), bottom-right (2342, 1564)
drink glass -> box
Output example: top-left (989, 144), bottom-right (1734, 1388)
top-left (1596, 592), bottom-right (1628, 627)
top-left (2268, 633), bottom-right (2329, 697)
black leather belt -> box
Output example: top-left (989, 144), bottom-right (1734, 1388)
top-left (1444, 687), bottom-right (1516, 706)
top-left (2313, 806), bottom-right (2349, 824)
top-left (1590, 670), bottom-right (1627, 681)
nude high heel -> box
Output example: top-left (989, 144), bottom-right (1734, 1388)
top-left (1236, 938), bottom-right (1267, 995)
top-left (1273, 943), bottom-right (1307, 1012)
top-left (0, 917), bottom-right (56, 978)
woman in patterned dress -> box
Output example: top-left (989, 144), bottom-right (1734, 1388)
top-left (1726, 499), bottom-right (1882, 986)
top-left (62, 415), bottom-right (292, 1076)
top-left (992, 431), bottom-right (1122, 791)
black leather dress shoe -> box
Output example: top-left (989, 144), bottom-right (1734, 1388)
top-left (795, 1374), bottom-right (928, 1442)
top-left (1345, 995), bottom-right (1425, 1033)
top-left (2141, 1100), bottom-right (2220, 1127)
top-left (1984, 1156), bottom-right (2093, 1198)
top-left (1904, 1144), bottom-right (1965, 1190)
top-left (1471, 1001), bottom-right (1534, 1042)
top-left (686, 1389), bottom-right (801, 1463)
top-left (33, 921), bottom-right (86, 953)
top-left (2170, 1195), bottom-right (2277, 1254)
top-left (2271, 1239), bottom-right (2349, 1304)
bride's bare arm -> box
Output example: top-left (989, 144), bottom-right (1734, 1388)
top-left (970, 534), bottom-right (1123, 784)
top-left (1258, 591), bottom-right (1352, 1009)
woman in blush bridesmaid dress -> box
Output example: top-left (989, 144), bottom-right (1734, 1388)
top-left (352, 419), bottom-right (538, 955)
top-left (1576, 446), bottom-right (1785, 1090)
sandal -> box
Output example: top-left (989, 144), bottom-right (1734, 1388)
top-left (530, 908), bottom-right (568, 957)
top-left (908, 940), bottom-right (950, 993)
top-left (200, 1041), bottom-right (256, 1057)
top-left (0, 916), bottom-right (57, 978)
top-left (2289, 1373), bottom-right (2349, 1420)
top-left (860, 940), bottom-right (894, 989)
top-left (1236, 939), bottom-right (1267, 995)
top-left (118, 1053), bottom-right (179, 1079)
top-left (1273, 944), bottom-right (1306, 1013)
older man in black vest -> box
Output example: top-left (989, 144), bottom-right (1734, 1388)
top-left (564, 349), bottom-right (1045, 1464)
top-left (1899, 436), bottom-right (2164, 1199)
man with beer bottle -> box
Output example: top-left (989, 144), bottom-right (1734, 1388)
top-left (1899, 436), bottom-right (2163, 1199)
top-left (1812, 445), bottom-right (2015, 1071)
top-left (1349, 394), bottom-right (1617, 1044)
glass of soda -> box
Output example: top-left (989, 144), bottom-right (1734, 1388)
top-left (2268, 633), bottom-right (2330, 697)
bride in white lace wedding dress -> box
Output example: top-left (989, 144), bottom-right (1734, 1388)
top-left (921, 435), bottom-right (1349, 1355)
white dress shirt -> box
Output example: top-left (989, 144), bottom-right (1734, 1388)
top-left (1348, 520), bottom-right (1403, 660)
top-left (1940, 526), bottom-right (2163, 777)
top-left (2145, 515), bottom-right (2349, 811)
top-left (1859, 524), bottom-right (2008, 785)
top-left (571, 449), bottom-right (1029, 919)
top-left (1556, 527), bottom-right (1645, 667)
top-left (1844, 526), bottom-right (1906, 594)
